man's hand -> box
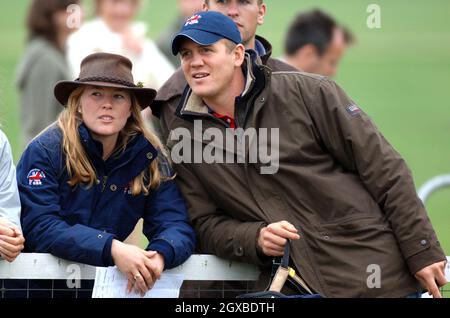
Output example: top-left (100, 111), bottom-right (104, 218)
top-left (414, 260), bottom-right (447, 298)
top-left (257, 221), bottom-right (300, 256)
top-left (0, 222), bottom-right (25, 262)
top-left (111, 240), bottom-right (165, 297)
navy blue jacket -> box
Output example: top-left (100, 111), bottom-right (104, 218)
top-left (16, 124), bottom-right (195, 268)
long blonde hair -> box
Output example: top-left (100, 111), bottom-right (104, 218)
top-left (57, 86), bottom-right (163, 195)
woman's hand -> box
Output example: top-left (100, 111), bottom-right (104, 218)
top-left (0, 221), bottom-right (25, 262)
top-left (145, 250), bottom-right (165, 281)
top-left (125, 250), bottom-right (165, 296)
top-left (111, 240), bottom-right (164, 297)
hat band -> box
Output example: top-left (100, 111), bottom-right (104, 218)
top-left (77, 76), bottom-right (136, 88)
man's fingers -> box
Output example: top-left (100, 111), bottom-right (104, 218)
top-left (266, 225), bottom-right (300, 240)
top-left (5, 223), bottom-right (23, 236)
top-left (1, 256), bottom-right (14, 262)
top-left (263, 231), bottom-right (287, 247)
top-left (0, 238), bottom-right (24, 253)
top-left (0, 225), bottom-right (14, 237)
top-left (264, 247), bottom-right (284, 257)
top-left (258, 222), bottom-right (301, 257)
top-left (280, 221), bottom-right (298, 233)
top-left (261, 240), bottom-right (285, 253)
top-left (429, 284), bottom-right (442, 298)
top-left (0, 234), bottom-right (25, 246)
top-left (435, 266), bottom-right (448, 287)
top-left (12, 227), bottom-right (23, 237)
top-left (415, 261), bottom-right (448, 298)
top-left (0, 246), bottom-right (19, 259)
top-left (0, 246), bottom-right (14, 258)
top-left (418, 274), bottom-right (442, 298)
top-left (0, 251), bottom-right (14, 262)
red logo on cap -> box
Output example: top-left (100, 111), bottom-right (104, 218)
top-left (185, 14), bottom-right (201, 26)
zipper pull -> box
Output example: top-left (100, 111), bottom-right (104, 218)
top-left (101, 175), bottom-right (108, 192)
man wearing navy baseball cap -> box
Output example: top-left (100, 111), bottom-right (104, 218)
top-left (147, 0), bottom-right (295, 121)
top-left (170, 11), bottom-right (247, 122)
top-left (154, 10), bottom-right (447, 298)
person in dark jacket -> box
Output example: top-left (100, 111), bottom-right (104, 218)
top-left (17, 52), bottom-right (196, 297)
top-left (154, 11), bottom-right (447, 298)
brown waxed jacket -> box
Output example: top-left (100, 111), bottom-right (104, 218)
top-left (152, 44), bottom-right (446, 298)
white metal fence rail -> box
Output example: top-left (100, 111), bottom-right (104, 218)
top-left (418, 174), bottom-right (450, 203)
top-left (0, 254), bottom-right (448, 297)
top-left (0, 253), bottom-right (260, 281)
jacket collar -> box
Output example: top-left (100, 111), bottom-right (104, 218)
top-left (255, 35), bottom-right (273, 65)
top-left (78, 123), bottom-right (158, 175)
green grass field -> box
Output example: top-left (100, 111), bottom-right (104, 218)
top-left (0, 0), bottom-right (448, 294)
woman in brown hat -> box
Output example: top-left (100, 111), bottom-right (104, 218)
top-left (16, 52), bottom-right (195, 297)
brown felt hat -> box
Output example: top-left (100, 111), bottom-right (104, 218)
top-left (54, 52), bottom-right (156, 109)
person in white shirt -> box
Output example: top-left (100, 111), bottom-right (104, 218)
top-left (0, 129), bottom-right (25, 262)
top-left (67, 0), bottom-right (174, 90)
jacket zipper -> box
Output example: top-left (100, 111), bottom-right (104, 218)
top-left (101, 175), bottom-right (108, 192)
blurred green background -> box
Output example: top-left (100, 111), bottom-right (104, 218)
top-left (0, 0), bottom-right (448, 293)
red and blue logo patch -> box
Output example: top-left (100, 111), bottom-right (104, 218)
top-left (346, 104), bottom-right (362, 117)
top-left (185, 14), bottom-right (201, 26)
top-left (27, 169), bottom-right (46, 186)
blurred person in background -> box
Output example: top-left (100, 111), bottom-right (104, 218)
top-left (16, 0), bottom-right (80, 149)
top-left (0, 129), bottom-right (25, 263)
top-left (67, 0), bottom-right (174, 90)
top-left (156, 0), bottom-right (204, 68)
top-left (205, 0), bottom-right (267, 54)
top-left (282, 9), bottom-right (354, 77)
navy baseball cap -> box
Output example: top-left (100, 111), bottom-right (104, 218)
top-left (171, 11), bottom-right (242, 55)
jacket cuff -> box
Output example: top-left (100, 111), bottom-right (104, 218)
top-left (148, 239), bottom-right (175, 268)
top-left (102, 236), bottom-right (115, 267)
top-left (51, 224), bottom-right (116, 267)
top-left (233, 222), bottom-right (272, 267)
top-left (399, 234), bottom-right (447, 274)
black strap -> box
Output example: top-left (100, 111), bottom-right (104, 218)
top-left (281, 240), bottom-right (290, 268)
